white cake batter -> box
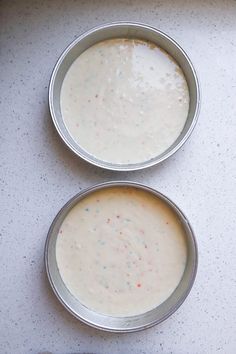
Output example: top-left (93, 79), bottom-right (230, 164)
top-left (56, 187), bottom-right (187, 316)
top-left (60, 38), bottom-right (189, 164)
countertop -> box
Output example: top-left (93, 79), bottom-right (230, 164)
top-left (1, 1), bottom-right (236, 353)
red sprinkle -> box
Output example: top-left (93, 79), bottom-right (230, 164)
top-left (137, 283), bottom-right (142, 288)
top-left (106, 218), bottom-right (111, 224)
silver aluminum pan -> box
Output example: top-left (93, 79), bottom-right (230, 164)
top-left (49, 22), bottom-right (200, 171)
top-left (45, 181), bottom-right (198, 332)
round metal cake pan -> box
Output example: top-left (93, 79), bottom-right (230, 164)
top-left (45, 181), bottom-right (198, 333)
top-left (49, 22), bottom-right (200, 171)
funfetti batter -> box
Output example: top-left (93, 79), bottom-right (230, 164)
top-left (60, 38), bottom-right (189, 164)
top-left (56, 187), bottom-right (187, 316)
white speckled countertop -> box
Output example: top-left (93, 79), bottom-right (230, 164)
top-left (1, 1), bottom-right (236, 353)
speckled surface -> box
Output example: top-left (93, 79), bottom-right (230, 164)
top-left (1, 0), bottom-right (236, 353)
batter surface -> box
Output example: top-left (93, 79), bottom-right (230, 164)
top-left (60, 38), bottom-right (189, 164)
top-left (56, 187), bottom-right (187, 316)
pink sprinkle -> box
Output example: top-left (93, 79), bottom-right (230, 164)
top-left (137, 283), bottom-right (142, 288)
